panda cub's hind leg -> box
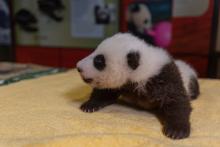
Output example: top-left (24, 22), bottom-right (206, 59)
top-left (160, 99), bottom-right (192, 139)
top-left (80, 88), bottom-right (120, 113)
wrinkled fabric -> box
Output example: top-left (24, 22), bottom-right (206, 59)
top-left (0, 70), bottom-right (219, 147)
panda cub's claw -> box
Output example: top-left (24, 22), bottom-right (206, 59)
top-left (80, 101), bottom-right (103, 113)
top-left (163, 123), bottom-right (190, 139)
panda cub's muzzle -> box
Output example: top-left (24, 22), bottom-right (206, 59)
top-left (76, 67), bottom-right (93, 83)
top-left (83, 78), bottom-right (93, 83)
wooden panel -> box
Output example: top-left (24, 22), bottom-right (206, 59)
top-left (120, 0), bottom-right (133, 32)
top-left (16, 46), bottom-right (60, 67)
top-left (16, 46), bottom-right (93, 68)
top-left (0, 47), bottom-right (13, 61)
top-left (217, 59), bottom-right (220, 78)
top-left (169, 0), bottom-right (214, 55)
top-left (61, 48), bottom-right (92, 68)
top-left (16, 46), bottom-right (208, 77)
top-left (216, 8), bottom-right (220, 52)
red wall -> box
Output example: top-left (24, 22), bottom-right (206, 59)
top-left (16, 0), bottom-right (214, 77)
top-left (16, 46), bottom-right (92, 68)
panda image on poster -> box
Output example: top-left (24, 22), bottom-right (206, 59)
top-left (37, 0), bottom-right (65, 22)
top-left (127, 1), bottom-right (172, 48)
top-left (94, 4), bottom-right (111, 25)
top-left (0, 0), bottom-right (11, 45)
top-left (15, 9), bottom-right (38, 32)
top-left (76, 33), bottom-right (200, 139)
top-left (127, 2), bottom-right (154, 44)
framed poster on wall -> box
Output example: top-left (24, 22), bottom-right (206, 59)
top-left (13, 0), bottom-right (119, 48)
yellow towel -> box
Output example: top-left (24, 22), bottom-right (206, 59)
top-left (0, 70), bottom-right (220, 147)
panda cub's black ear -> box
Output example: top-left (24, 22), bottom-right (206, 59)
top-left (127, 51), bottom-right (140, 70)
top-left (130, 3), bottom-right (140, 13)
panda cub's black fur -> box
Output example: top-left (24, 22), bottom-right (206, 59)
top-left (77, 33), bottom-right (200, 140)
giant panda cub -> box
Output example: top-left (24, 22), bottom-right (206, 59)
top-left (76, 33), bottom-right (199, 139)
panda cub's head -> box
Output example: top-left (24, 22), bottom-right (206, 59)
top-left (76, 33), bottom-right (170, 89)
top-left (127, 3), bottom-right (152, 33)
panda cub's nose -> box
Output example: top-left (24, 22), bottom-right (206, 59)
top-left (83, 78), bottom-right (93, 83)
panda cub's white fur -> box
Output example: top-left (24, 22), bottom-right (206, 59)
top-left (77, 33), bottom-right (171, 89)
top-left (175, 60), bottom-right (198, 98)
top-left (77, 33), bottom-right (198, 97)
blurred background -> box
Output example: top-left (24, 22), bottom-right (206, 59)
top-left (0, 0), bottom-right (219, 82)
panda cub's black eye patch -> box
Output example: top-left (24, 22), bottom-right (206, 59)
top-left (93, 54), bottom-right (106, 71)
top-left (127, 51), bottom-right (140, 70)
top-left (144, 19), bottom-right (148, 24)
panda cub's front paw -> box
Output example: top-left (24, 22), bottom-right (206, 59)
top-left (163, 123), bottom-right (190, 139)
top-left (80, 101), bottom-right (103, 113)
